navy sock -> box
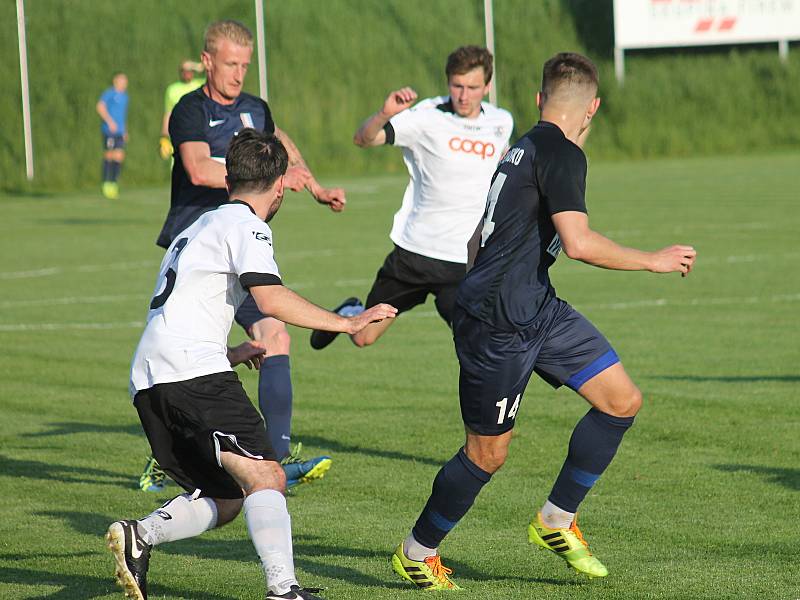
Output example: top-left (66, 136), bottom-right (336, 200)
top-left (110, 160), bottom-right (122, 182)
top-left (412, 448), bottom-right (492, 549)
top-left (548, 408), bottom-right (635, 512)
top-left (102, 160), bottom-right (113, 182)
top-left (258, 354), bottom-right (293, 460)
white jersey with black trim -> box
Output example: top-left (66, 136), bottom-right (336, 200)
top-left (130, 202), bottom-right (280, 396)
top-left (387, 96), bottom-right (513, 263)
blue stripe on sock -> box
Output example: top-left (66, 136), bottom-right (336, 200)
top-left (566, 349), bottom-right (620, 390)
top-left (569, 465), bottom-right (601, 488)
top-left (428, 510), bottom-right (458, 533)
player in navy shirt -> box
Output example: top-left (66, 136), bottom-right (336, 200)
top-left (138, 21), bottom-right (345, 494)
top-left (392, 53), bottom-right (697, 589)
top-left (96, 72), bottom-right (128, 200)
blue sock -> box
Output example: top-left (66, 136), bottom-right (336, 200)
top-left (412, 448), bottom-right (492, 549)
top-left (102, 160), bottom-right (113, 182)
top-left (110, 160), bottom-right (122, 182)
top-left (548, 408), bottom-right (635, 512)
top-left (258, 354), bottom-right (293, 461)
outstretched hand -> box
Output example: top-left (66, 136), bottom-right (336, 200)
top-left (227, 340), bottom-right (268, 370)
top-left (650, 245), bottom-right (697, 277)
top-left (346, 303), bottom-right (398, 335)
top-left (381, 87), bottom-right (418, 118)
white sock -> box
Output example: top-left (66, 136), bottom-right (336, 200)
top-left (244, 489), bottom-right (298, 595)
top-left (137, 493), bottom-right (218, 546)
top-left (403, 533), bottom-right (437, 561)
top-left (540, 500), bottom-right (575, 530)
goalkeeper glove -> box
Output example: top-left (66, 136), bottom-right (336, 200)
top-left (159, 136), bottom-right (173, 160)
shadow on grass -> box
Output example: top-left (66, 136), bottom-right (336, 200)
top-left (650, 374), bottom-right (800, 383)
top-left (37, 512), bottom-right (562, 589)
top-left (714, 464), bottom-right (800, 491)
top-left (0, 455), bottom-right (131, 489)
top-left (0, 565), bottom-right (238, 599)
top-left (297, 434), bottom-right (445, 468)
top-left (21, 421), bottom-right (142, 438)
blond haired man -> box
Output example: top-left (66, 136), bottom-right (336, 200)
top-left (140, 20), bottom-right (343, 493)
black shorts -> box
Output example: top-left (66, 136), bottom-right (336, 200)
top-left (455, 298), bottom-right (619, 436)
top-left (134, 371), bottom-right (276, 499)
top-left (103, 134), bottom-right (126, 150)
top-left (234, 294), bottom-right (268, 332)
top-left (365, 245), bottom-right (466, 325)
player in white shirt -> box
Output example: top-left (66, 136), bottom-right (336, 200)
top-left (107, 129), bottom-right (397, 600)
top-left (310, 46), bottom-right (513, 350)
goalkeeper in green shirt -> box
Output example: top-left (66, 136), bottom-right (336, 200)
top-left (159, 60), bottom-right (205, 160)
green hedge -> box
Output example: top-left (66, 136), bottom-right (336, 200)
top-left (2, 0), bottom-right (798, 192)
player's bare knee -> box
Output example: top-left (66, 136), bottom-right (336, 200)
top-left (607, 385), bottom-right (642, 417)
top-left (466, 443), bottom-right (508, 474)
top-left (350, 330), bottom-right (375, 348)
top-left (269, 328), bottom-right (291, 355)
top-left (212, 497), bottom-right (243, 526)
top-left (242, 460), bottom-right (286, 495)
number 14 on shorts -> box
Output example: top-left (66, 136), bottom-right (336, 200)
top-left (496, 393), bottom-right (521, 424)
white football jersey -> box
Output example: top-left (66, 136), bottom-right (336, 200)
top-left (388, 96), bottom-right (513, 263)
top-left (130, 202), bottom-right (280, 396)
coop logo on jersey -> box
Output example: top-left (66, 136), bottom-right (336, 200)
top-left (253, 231), bottom-right (272, 245)
top-left (449, 137), bottom-right (496, 159)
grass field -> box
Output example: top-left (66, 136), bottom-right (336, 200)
top-left (0, 153), bottom-right (798, 599)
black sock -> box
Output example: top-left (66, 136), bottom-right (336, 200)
top-left (548, 408), bottom-right (634, 512)
top-left (110, 160), bottom-right (122, 182)
top-left (258, 355), bottom-right (292, 460)
top-left (412, 448), bottom-right (492, 549)
top-left (102, 160), bottom-right (113, 182)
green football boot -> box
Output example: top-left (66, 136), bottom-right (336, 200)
top-left (528, 512), bottom-right (608, 578)
top-left (391, 543), bottom-right (460, 590)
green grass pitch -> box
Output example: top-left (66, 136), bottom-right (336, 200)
top-left (0, 153), bottom-right (798, 599)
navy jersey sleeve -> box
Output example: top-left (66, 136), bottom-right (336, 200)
top-left (169, 94), bottom-right (207, 146)
top-left (539, 143), bottom-right (588, 215)
top-left (259, 99), bottom-right (276, 135)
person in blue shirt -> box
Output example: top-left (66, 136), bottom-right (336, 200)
top-left (96, 72), bottom-right (129, 200)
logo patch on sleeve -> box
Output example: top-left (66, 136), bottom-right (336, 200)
top-left (253, 231), bottom-right (272, 245)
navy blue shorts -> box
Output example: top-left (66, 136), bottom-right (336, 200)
top-left (234, 293), bottom-right (267, 332)
top-left (103, 134), bottom-right (126, 150)
top-left (454, 298), bottom-right (619, 435)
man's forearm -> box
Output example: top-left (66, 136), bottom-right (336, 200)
top-left (251, 285), bottom-right (350, 332)
top-left (274, 127), bottom-right (308, 169)
top-left (354, 111), bottom-right (390, 147)
top-left (569, 230), bottom-right (653, 271)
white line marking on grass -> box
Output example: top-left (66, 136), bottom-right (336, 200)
top-left (0, 321), bottom-right (143, 332)
top-left (407, 292), bottom-right (800, 318)
top-left (1, 292), bottom-right (796, 332)
top-left (0, 294), bottom-right (146, 309)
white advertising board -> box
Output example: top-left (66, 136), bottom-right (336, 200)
top-left (614, 0), bottom-right (800, 49)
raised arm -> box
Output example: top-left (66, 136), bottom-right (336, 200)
top-left (178, 141), bottom-right (227, 188)
top-left (552, 211), bottom-right (696, 275)
top-left (353, 87), bottom-right (418, 147)
top-left (250, 285), bottom-right (397, 333)
top-left (274, 126), bottom-right (345, 212)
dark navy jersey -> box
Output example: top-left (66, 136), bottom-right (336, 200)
top-left (456, 121), bottom-right (588, 331)
top-left (157, 87), bottom-right (275, 248)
